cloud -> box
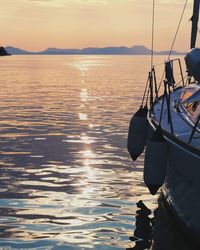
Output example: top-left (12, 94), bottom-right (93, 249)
top-left (81, 0), bottom-right (108, 5)
top-left (130, 0), bottom-right (191, 5)
top-left (27, 0), bottom-right (108, 8)
top-left (27, 0), bottom-right (65, 7)
top-left (28, 0), bottom-right (53, 1)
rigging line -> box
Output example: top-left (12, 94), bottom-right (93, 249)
top-left (174, 74), bottom-right (188, 87)
top-left (141, 75), bottom-right (150, 106)
top-left (157, 0), bottom-right (188, 93)
top-left (151, 0), bottom-right (155, 69)
top-left (167, 0), bottom-right (188, 60)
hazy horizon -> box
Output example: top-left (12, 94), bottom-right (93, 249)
top-left (1, 0), bottom-right (199, 52)
top-left (4, 44), bottom-right (187, 53)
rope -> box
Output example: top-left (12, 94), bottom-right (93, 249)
top-left (141, 0), bottom-right (155, 108)
top-left (157, 1), bottom-right (188, 92)
top-left (159, 90), bottom-right (165, 126)
top-left (142, 0), bottom-right (187, 108)
top-left (141, 75), bottom-right (150, 106)
top-left (174, 74), bottom-right (188, 88)
top-left (167, 0), bottom-right (188, 60)
top-left (151, 0), bottom-right (155, 69)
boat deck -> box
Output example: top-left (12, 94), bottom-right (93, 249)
top-left (152, 87), bottom-right (200, 151)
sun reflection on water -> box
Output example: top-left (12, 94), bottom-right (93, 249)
top-left (80, 88), bottom-right (88, 102)
top-left (78, 113), bottom-right (88, 120)
top-left (0, 55), bottom-right (160, 249)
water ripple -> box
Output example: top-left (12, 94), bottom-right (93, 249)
top-left (0, 55), bottom-right (164, 249)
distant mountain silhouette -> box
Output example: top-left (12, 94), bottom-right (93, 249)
top-left (0, 46), bottom-right (11, 56)
top-left (131, 45), bottom-right (152, 55)
top-left (39, 48), bottom-right (81, 55)
top-left (5, 46), bottom-right (32, 55)
top-left (5, 45), bottom-right (185, 55)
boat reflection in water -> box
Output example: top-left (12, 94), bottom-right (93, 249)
top-left (128, 197), bottom-right (200, 250)
top-left (127, 200), bottom-right (152, 250)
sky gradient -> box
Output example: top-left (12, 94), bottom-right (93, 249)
top-left (0, 0), bottom-right (198, 52)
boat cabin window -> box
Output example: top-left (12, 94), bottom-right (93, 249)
top-left (180, 89), bottom-right (200, 122)
top-left (180, 90), bottom-right (194, 102)
top-left (184, 101), bottom-right (200, 118)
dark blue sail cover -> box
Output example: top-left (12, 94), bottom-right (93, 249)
top-left (185, 48), bottom-right (200, 82)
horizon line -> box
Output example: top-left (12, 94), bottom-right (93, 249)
top-left (4, 44), bottom-right (186, 54)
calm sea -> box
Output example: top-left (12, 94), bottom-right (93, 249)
top-left (0, 55), bottom-right (188, 250)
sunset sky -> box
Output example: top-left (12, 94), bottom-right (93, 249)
top-left (0, 0), bottom-right (198, 52)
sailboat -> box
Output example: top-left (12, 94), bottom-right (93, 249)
top-left (128, 0), bottom-right (200, 238)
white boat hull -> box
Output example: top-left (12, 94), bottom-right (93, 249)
top-left (164, 140), bottom-right (200, 233)
top-left (148, 118), bottom-right (200, 237)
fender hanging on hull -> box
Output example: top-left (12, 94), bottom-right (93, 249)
top-left (127, 106), bottom-right (148, 161)
top-left (144, 128), bottom-right (169, 195)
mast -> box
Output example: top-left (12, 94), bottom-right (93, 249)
top-left (190, 0), bottom-right (200, 49)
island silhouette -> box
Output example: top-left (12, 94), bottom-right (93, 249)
top-left (5, 45), bottom-right (184, 55)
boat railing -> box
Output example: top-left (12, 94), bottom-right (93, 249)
top-left (145, 58), bottom-right (186, 109)
top-left (188, 115), bottom-right (200, 143)
top-left (142, 58), bottom-right (188, 135)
